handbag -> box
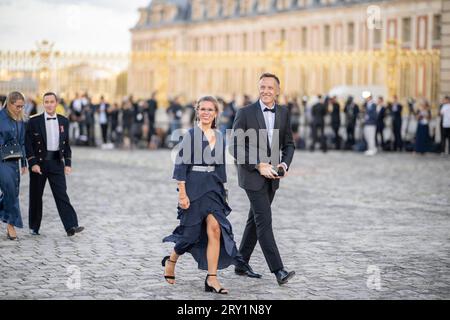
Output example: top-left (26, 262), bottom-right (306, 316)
top-left (0, 143), bottom-right (22, 161)
top-left (0, 121), bottom-right (22, 161)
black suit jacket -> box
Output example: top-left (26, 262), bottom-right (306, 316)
top-left (388, 103), bottom-right (403, 124)
top-left (230, 102), bottom-right (295, 191)
top-left (312, 102), bottom-right (327, 126)
top-left (376, 106), bottom-right (387, 128)
top-left (25, 113), bottom-right (72, 169)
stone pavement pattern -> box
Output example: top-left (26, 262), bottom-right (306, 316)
top-left (0, 148), bottom-right (449, 300)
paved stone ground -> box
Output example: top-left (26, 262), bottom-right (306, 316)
top-left (0, 147), bottom-right (449, 300)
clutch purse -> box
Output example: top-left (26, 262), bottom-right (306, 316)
top-left (0, 143), bottom-right (22, 161)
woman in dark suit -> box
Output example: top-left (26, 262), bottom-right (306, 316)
top-left (162, 96), bottom-right (240, 294)
top-left (0, 92), bottom-right (28, 241)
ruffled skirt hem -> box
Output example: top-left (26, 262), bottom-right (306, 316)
top-left (163, 191), bottom-right (239, 270)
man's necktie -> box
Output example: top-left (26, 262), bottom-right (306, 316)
top-left (47, 118), bottom-right (57, 121)
top-left (263, 108), bottom-right (275, 113)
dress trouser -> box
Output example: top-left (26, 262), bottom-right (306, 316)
top-left (393, 121), bottom-right (403, 151)
top-left (100, 124), bottom-right (108, 144)
top-left (311, 123), bottom-right (327, 151)
top-left (364, 125), bottom-right (377, 152)
top-left (376, 125), bottom-right (385, 147)
top-left (29, 159), bottom-right (78, 232)
top-left (239, 180), bottom-right (284, 273)
top-left (441, 127), bottom-right (450, 154)
top-left (346, 124), bottom-right (356, 145)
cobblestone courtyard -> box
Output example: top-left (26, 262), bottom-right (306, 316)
top-left (1, 148), bottom-right (449, 300)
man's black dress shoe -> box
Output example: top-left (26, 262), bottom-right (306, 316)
top-left (30, 229), bottom-right (40, 236)
top-left (274, 268), bottom-right (296, 285)
top-left (235, 262), bottom-right (262, 279)
top-left (67, 226), bottom-right (84, 237)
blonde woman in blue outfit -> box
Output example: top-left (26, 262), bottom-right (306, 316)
top-left (0, 92), bottom-right (28, 241)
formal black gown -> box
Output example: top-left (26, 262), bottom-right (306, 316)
top-left (415, 110), bottom-right (431, 153)
top-left (163, 127), bottom-right (240, 270)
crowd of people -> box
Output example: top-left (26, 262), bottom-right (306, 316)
top-left (302, 93), bottom-right (450, 156)
top-left (1, 91), bottom-right (449, 155)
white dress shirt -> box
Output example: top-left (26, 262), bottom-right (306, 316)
top-left (259, 100), bottom-right (288, 172)
top-left (99, 103), bottom-right (108, 125)
top-left (45, 112), bottom-right (60, 151)
top-left (259, 100), bottom-right (276, 146)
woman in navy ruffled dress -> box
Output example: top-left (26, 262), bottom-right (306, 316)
top-left (162, 96), bottom-right (239, 295)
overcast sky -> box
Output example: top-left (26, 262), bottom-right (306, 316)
top-left (0, 0), bottom-right (150, 53)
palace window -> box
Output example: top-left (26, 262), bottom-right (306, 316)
top-left (298, 0), bottom-right (313, 7)
top-left (240, 0), bottom-right (254, 15)
top-left (163, 6), bottom-right (177, 22)
top-left (433, 14), bottom-right (441, 41)
top-left (223, 0), bottom-right (236, 17)
top-left (301, 26), bottom-right (308, 49)
top-left (374, 28), bottom-right (382, 47)
top-left (347, 22), bottom-right (354, 46)
top-left (192, 0), bottom-right (205, 21)
top-left (150, 7), bottom-right (163, 24)
top-left (281, 29), bottom-right (286, 42)
top-left (257, 0), bottom-right (270, 12)
top-left (402, 17), bottom-right (411, 43)
top-left (261, 31), bottom-right (267, 50)
top-left (137, 9), bottom-right (149, 26)
top-left (207, 0), bottom-right (219, 19)
top-left (277, 0), bottom-right (293, 10)
top-left (417, 16), bottom-right (428, 49)
top-left (209, 36), bottom-right (215, 51)
top-left (193, 38), bottom-right (200, 51)
top-left (324, 25), bottom-right (331, 48)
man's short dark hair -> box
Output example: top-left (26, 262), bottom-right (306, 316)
top-left (259, 73), bottom-right (280, 86)
top-left (43, 92), bottom-right (58, 101)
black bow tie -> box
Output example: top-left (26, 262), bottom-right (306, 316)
top-left (263, 107), bottom-right (275, 113)
top-left (47, 117), bottom-right (57, 121)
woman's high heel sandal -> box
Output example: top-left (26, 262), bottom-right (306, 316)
top-left (205, 274), bottom-right (228, 295)
top-left (162, 256), bottom-right (176, 283)
top-left (6, 230), bottom-right (18, 241)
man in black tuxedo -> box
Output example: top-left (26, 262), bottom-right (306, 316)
top-left (25, 92), bottom-right (84, 237)
top-left (230, 73), bottom-right (296, 285)
top-left (388, 95), bottom-right (403, 151)
top-left (310, 95), bottom-right (328, 152)
top-left (146, 91), bottom-right (158, 146)
top-left (375, 96), bottom-right (387, 149)
top-left (344, 96), bottom-right (359, 148)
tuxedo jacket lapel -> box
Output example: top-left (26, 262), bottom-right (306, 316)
top-left (253, 102), bottom-right (266, 130)
top-left (253, 102), bottom-right (273, 155)
top-left (274, 104), bottom-right (281, 131)
top-left (57, 115), bottom-right (64, 148)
